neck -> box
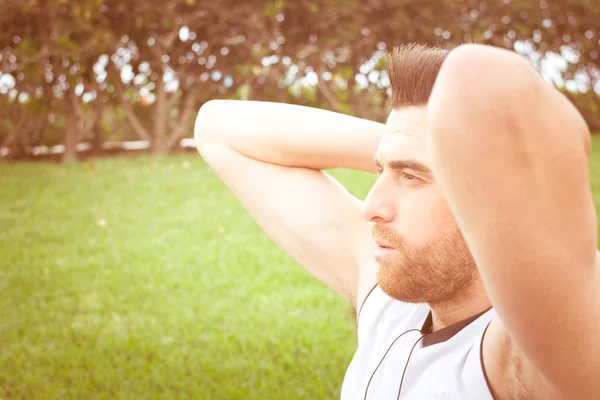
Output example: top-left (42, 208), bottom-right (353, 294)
top-left (428, 282), bottom-right (492, 332)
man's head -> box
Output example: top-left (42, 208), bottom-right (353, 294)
top-left (364, 43), bottom-right (480, 307)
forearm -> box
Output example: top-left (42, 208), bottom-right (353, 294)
top-left (194, 100), bottom-right (387, 173)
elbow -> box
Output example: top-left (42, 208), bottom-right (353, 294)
top-left (429, 44), bottom-right (538, 124)
top-left (428, 44), bottom-right (542, 149)
top-left (194, 100), bottom-right (226, 154)
top-left (433, 44), bottom-right (536, 99)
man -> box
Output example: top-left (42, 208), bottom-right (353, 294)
top-left (194, 43), bottom-right (599, 399)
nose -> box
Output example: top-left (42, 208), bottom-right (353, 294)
top-left (362, 185), bottom-right (396, 224)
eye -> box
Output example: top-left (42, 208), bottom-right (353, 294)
top-left (401, 172), bottom-right (419, 181)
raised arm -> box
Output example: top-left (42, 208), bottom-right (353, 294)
top-left (194, 100), bottom-right (385, 310)
top-left (428, 45), bottom-right (599, 397)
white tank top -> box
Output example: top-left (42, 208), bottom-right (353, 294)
top-left (341, 286), bottom-right (496, 400)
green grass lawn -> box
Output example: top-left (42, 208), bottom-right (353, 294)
top-left (3, 137), bottom-right (600, 400)
top-left (0, 152), bottom-right (378, 400)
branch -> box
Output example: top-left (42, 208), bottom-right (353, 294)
top-left (316, 68), bottom-right (342, 113)
top-left (159, 29), bottom-right (180, 52)
top-left (68, 91), bottom-right (85, 120)
top-left (168, 115), bottom-right (177, 134)
top-left (166, 90), bottom-right (179, 112)
top-left (107, 63), bottom-right (152, 141)
top-left (164, 91), bottom-right (197, 150)
top-left (119, 95), bottom-right (152, 142)
top-left (179, 9), bottom-right (208, 27)
top-left (165, 88), bottom-right (195, 134)
top-left (82, 103), bottom-right (103, 140)
top-left (1, 116), bottom-right (27, 148)
top-left (69, 92), bottom-right (94, 141)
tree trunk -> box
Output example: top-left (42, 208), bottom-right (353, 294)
top-left (153, 78), bottom-right (168, 154)
top-left (90, 100), bottom-right (105, 155)
top-left (90, 120), bottom-right (104, 155)
top-left (63, 106), bottom-right (78, 163)
top-left (2, 116), bottom-right (27, 149)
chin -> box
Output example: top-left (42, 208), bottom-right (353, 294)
top-left (374, 229), bottom-right (479, 304)
top-left (376, 257), bottom-right (476, 305)
top-left (376, 261), bottom-right (431, 304)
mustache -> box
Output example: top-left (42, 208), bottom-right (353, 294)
top-left (372, 225), bottom-right (404, 247)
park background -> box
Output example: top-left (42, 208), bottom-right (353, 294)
top-left (2, 1), bottom-right (600, 399)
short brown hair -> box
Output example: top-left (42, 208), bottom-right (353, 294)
top-left (384, 43), bottom-right (450, 110)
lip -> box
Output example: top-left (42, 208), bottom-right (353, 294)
top-left (373, 239), bottom-right (397, 259)
top-left (374, 239), bottom-right (394, 248)
top-left (373, 239), bottom-right (392, 247)
top-left (374, 245), bottom-right (397, 259)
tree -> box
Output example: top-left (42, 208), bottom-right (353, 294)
top-left (101, 0), bottom-right (270, 153)
top-left (1, 0), bottom-right (112, 162)
top-left (1, 0), bottom-right (599, 161)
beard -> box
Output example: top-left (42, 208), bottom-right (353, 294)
top-left (373, 224), bottom-right (479, 306)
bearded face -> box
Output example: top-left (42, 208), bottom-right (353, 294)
top-left (372, 223), bottom-right (478, 305)
top-left (363, 107), bottom-right (480, 305)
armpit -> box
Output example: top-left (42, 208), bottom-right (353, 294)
top-left (484, 319), bottom-right (556, 399)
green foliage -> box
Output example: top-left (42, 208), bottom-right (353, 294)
top-left (0, 0), bottom-right (599, 156)
top-left (265, 0), bottom-right (285, 17)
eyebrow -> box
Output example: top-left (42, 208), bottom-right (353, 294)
top-left (373, 157), bottom-right (431, 174)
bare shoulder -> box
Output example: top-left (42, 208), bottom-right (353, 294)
top-left (483, 317), bottom-right (564, 399)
